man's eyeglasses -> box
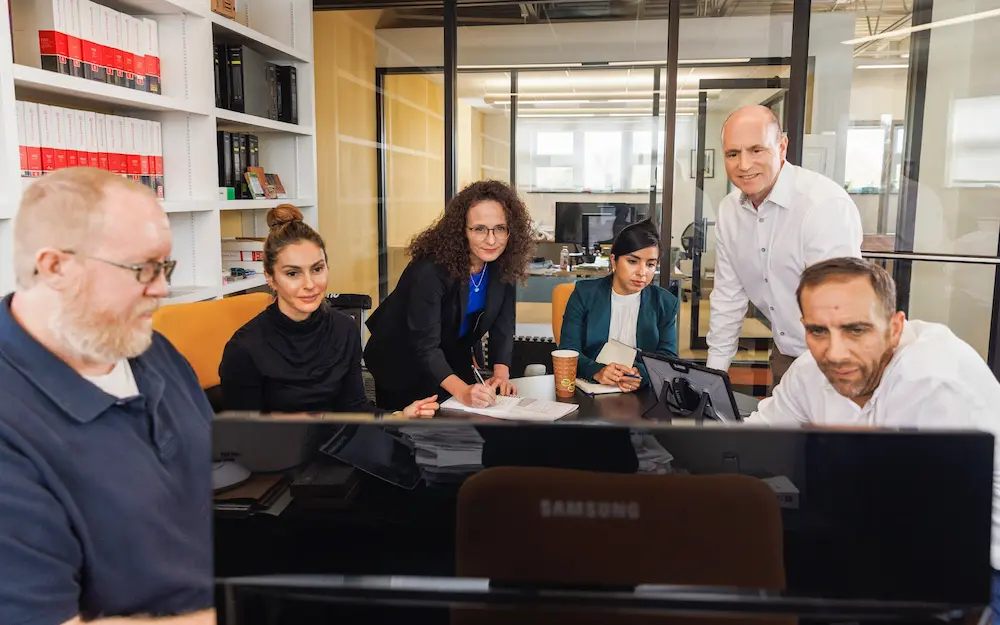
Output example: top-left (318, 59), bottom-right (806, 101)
top-left (467, 225), bottom-right (510, 241)
top-left (64, 250), bottom-right (176, 284)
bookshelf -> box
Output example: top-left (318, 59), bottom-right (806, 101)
top-left (0, 0), bottom-right (317, 305)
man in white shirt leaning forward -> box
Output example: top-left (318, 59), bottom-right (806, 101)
top-left (706, 105), bottom-right (863, 390)
top-left (747, 257), bottom-right (1000, 616)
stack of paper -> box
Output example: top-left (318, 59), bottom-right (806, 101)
top-left (398, 426), bottom-right (485, 487)
top-left (440, 396), bottom-right (578, 421)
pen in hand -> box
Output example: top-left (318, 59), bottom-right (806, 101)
top-left (472, 366), bottom-right (497, 405)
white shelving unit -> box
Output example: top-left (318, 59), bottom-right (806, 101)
top-left (0, 0), bottom-right (317, 305)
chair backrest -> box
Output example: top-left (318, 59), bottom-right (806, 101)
top-left (551, 282), bottom-right (576, 345)
top-left (455, 466), bottom-right (790, 625)
top-left (152, 292), bottom-right (271, 389)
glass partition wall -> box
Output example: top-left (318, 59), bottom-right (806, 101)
top-left (325, 0), bottom-right (1000, 382)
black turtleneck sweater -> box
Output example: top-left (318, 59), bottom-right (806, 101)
top-left (218, 301), bottom-right (374, 414)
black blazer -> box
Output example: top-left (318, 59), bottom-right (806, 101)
top-left (363, 258), bottom-right (515, 399)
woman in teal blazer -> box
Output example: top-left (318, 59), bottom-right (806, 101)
top-left (558, 220), bottom-right (679, 392)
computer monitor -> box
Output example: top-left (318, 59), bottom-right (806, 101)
top-left (554, 202), bottom-right (650, 245)
top-left (582, 213), bottom-right (618, 250)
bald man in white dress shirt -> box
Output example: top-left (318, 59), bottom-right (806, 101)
top-left (706, 105), bottom-right (863, 391)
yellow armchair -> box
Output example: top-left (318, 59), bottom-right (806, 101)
top-left (152, 292), bottom-right (271, 390)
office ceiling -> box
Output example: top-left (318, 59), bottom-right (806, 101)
top-left (451, 63), bottom-right (790, 115)
top-left (313, 0), bottom-right (912, 40)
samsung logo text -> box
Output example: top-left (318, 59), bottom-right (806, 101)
top-left (539, 499), bottom-right (640, 520)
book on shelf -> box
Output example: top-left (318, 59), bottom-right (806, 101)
top-left (217, 131), bottom-right (233, 188)
top-left (25, 103), bottom-right (42, 177)
top-left (121, 13), bottom-right (135, 90)
top-left (62, 106), bottom-right (78, 168)
top-left (139, 120), bottom-right (151, 189)
top-left (269, 173), bottom-right (287, 198)
top-left (276, 65), bottom-right (297, 124)
top-left (79, 0), bottom-right (103, 82)
top-left (17, 99), bottom-right (163, 195)
top-left (215, 44), bottom-right (296, 124)
top-left (65, 0), bottom-right (83, 78)
top-left (11, 0), bottom-right (159, 93)
top-left (125, 117), bottom-right (140, 183)
top-left (85, 111), bottom-right (98, 172)
top-left (225, 45), bottom-right (244, 113)
top-left (11, 0), bottom-right (70, 75)
top-left (52, 106), bottom-right (68, 170)
top-left (38, 104), bottom-right (55, 173)
top-left (150, 120), bottom-right (163, 198)
top-left (143, 17), bottom-right (159, 93)
top-left (213, 45), bottom-right (224, 109)
top-left (73, 109), bottom-right (87, 168)
top-left (15, 102), bottom-right (27, 175)
top-left (134, 15), bottom-right (147, 91)
top-left (247, 134), bottom-right (259, 167)
top-left (244, 170), bottom-right (265, 199)
top-left (265, 62), bottom-right (277, 120)
top-left (95, 112), bottom-right (108, 171)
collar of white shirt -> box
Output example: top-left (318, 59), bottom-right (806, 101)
top-left (739, 162), bottom-right (795, 212)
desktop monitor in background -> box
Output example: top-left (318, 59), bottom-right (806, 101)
top-left (582, 213), bottom-right (618, 248)
top-left (554, 202), bottom-right (650, 246)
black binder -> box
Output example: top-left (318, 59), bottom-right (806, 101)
top-left (265, 62), bottom-right (278, 120)
top-left (232, 133), bottom-right (246, 198)
top-left (217, 131), bottom-right (232, 188)
top-left (226, 45), bottom-right (244, 113)
top-left (213, 44), bottom-right (225, 109)
top-left (248, 134), bottom-right (259, 168)
top-left (276, 65), bottom-right (297, 124)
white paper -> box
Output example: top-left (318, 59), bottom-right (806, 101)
top-left (441, 396), bottom-right (577, 421)
top-left (596, 339), bottom-right (638, 367)
top-left (575, 379), bottom-right (621, 395)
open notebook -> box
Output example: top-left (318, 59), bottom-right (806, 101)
top-left (574, 339), bottom-right (641, 396)
top-left (575, 379), bottom-right (623, 395)
top-left (440, 395), bottom-right (579, 422)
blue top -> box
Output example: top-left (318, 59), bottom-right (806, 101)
top-left (558, 274), bottom-right (680, 384)
top-left (0, 293), bottom-right (214, 624)
top-left (459, 265), bottom-right (489, 337)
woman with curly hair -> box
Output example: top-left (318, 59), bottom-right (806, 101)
top-left (364, 180), bottom-right (535, 410)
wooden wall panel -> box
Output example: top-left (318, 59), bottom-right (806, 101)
top-left (314, 10), bottom-right (381, 304)
top-left (383, 72), bottom-right (445, 288)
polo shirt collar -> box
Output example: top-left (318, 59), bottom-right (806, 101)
top-left (740, 161), bottom-right (794, 211)
top-left (0, 293), bottom-right (162, 424)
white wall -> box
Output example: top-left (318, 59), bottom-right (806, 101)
top-left (849, 68), bottom-right (909, 122)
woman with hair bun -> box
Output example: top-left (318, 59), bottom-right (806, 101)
top-left (557, 219), bottom-right (679, 392)
top-left (363, 180), bottom-right (536, 410)
top-left (218, 204), bottom-right (438, 418)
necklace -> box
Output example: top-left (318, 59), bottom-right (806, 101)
top-left (471, 262), bottom-right (488, 293)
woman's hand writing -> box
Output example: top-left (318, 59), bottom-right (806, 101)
top-left (456, 382), bottom-right (498, 408)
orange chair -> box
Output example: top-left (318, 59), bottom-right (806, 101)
top-left (551, 282), bottom-right (576, 345)
top-left (152, 292), bottom-right (271, 391)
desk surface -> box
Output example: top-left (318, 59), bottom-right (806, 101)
top-left (438, 375), bottom-right (759, 423)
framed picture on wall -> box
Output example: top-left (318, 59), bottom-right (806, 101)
top-left (690, 149), bottom-right (715, 179)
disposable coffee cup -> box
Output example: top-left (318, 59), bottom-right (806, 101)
top-left (551, 349), bottom-right (579, 398)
